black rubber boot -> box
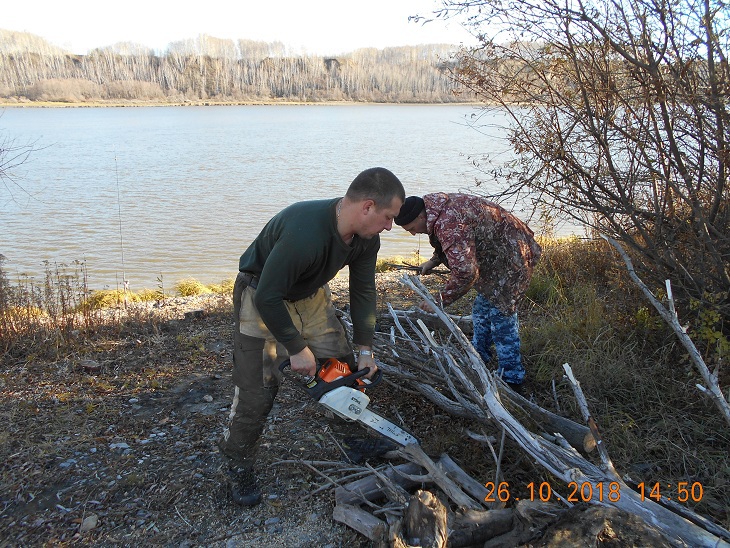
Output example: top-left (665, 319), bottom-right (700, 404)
top-left (228, 466), bottom-right (262, 507)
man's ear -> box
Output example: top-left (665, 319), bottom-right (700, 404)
top-left (361, 199), bottom-right (375, 214)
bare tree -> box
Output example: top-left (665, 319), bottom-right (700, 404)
top-left (437, 0), bottom-right (730, 330)
top-left (0, 129), bottom-right (36, 202)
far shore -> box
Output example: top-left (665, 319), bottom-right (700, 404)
top-left (0, 99), bottom-right (484, 109)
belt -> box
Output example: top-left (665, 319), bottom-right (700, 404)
top-left (239, 271), bottom-right (259, 289)
top-left (239, 272), bottom-right (319, 302)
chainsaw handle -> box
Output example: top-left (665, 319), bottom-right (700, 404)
top-left (278, 358), bottom-right (316, 378)
top-left (278, 359), bottom-right (382, 390)
top-left (359, 366), bottom-right (383, 388)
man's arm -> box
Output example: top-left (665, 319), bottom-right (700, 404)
top-left (420, 226), bottom-right (478, 311)
top-left (347, 243), bottom-right (378, 348)
top-left (347, 242), bottom-right (378, 379)
top-left (420, 256), bottom-right (441, 275)
top-left (253, 244), bottom-right (316, 375)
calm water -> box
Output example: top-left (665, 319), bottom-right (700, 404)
top-left (1, 104), bottom-right (547, 290)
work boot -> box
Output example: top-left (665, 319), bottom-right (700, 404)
top-left (228, 466), bottom-right (262, 506)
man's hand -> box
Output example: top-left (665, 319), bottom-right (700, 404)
top-left (289, 347), bottom-right (317, 377)
top-left (357, 349), bottom-right (378, 379)
top-left (420, 258), bottom-right (440, 275)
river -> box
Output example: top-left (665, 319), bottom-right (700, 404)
top-left (1, 104), bottom-right (557, 290)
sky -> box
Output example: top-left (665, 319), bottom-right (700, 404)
top-left (3, 0), bottom-right (476, 56)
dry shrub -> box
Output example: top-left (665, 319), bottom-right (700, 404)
top-left (81, 289), bottom-right (142, 309)
top-left (207, 278), bottom-right (234, 295)
top-left (24, 78), bottom-right (102, 102)
top-left (375, 253), bottom-right (425, 273)
top-left (175, 278), bottom-right (212, 297)
top-left (136, 288), bottom-right (164, 301)
top-left (104, 80), bottom-right (166, 100)
top-left (0, 85), bottom-right (16, 98)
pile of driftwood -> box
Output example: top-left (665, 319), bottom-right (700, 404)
top-left (333, 449), bottom-right (562, 547)
top-left (326, 274), bottom-right (730, 547)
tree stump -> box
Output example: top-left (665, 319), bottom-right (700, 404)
top-left (404, 490), bottom-right (448, 548)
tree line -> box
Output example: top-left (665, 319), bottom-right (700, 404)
top-left (0, 30), bottom-right (472, 103)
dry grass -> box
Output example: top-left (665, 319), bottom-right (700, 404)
top-left (518, 237), bottom-right (729, 525)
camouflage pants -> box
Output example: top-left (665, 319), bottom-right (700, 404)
top-left (471, 293), bottom-right (526, 384)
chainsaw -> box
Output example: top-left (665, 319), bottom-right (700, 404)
top-left (279, 357), bottom-right (419, 447)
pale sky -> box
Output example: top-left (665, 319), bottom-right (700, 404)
top-left (3, 0), bottom-right (476, 55)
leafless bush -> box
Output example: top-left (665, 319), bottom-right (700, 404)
top-left (104, 80), bottom-right (166, 100)
top-left (25, 78), bottom-right (102, 102)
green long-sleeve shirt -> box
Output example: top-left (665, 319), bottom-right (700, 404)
top-left (238, 198), bottom-right (379, 354)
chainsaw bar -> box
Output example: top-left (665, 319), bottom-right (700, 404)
top-left (358, 409), bottom-right (419, 447)
top-left (278, 358), bottom-right (418, 447)
top-left (318, 385), bottom-right (419, 447)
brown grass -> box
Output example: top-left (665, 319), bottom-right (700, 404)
top-left (519, 237), bottom-right (729, 524)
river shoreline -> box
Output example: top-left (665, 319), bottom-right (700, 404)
top-left (0, 99), bottom-right (484, 109)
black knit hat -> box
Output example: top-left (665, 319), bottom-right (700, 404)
top-left (395, 196), bottom-right (425, 226)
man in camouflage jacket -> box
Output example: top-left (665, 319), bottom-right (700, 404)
top-left (395, 193), bottom-right (541, 386)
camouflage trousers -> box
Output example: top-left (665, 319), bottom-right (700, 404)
top-left (471, 293), bottom-right (526, 385)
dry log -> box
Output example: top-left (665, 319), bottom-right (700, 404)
top-left (335, 462), bottom-right (426, 506)
top-left (332, 503), bottom-right (387, 544)
top-left (449, 508), bottom-right (514, 547)
top-left (398, 444), bottom-right (483, 511)
top-left (404, 490), bottom-right (448, 548)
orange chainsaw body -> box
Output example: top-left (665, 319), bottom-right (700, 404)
top-left (307, 358), bottom-right (366, 391)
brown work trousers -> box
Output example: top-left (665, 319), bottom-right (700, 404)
top-left (218, 271), bottom-right (353, 469)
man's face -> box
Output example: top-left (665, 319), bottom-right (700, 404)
top-left (401, 212), bottom-right (427, 235)
top-left (357, 196), bottom-right (403, 239)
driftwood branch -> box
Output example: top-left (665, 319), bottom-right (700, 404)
top-left (397, 444), bottom-right (483, 511)
top-left (376, 274), bottom-right (730, 547)
top-left (602, 235), bottom-right (730, 426)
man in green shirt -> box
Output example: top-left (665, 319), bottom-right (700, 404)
top-left (218, 167), bottom-right (405, 506)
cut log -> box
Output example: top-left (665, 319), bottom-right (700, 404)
top-left (332, 503), bottom-right (387, 544)
top-left (404, 490), bottom-right (448, 548)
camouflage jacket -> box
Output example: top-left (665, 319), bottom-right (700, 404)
top-left (424, 193), bottom-right (542, 314)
